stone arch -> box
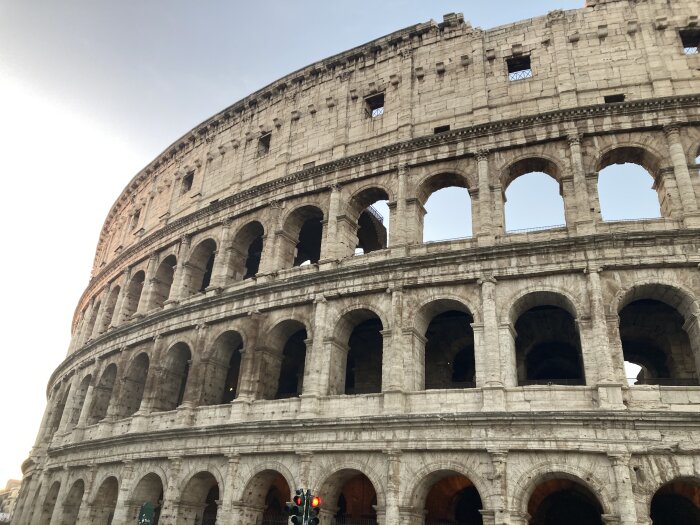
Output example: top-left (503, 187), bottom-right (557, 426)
top-left (66, 373), bottom-right (92, 430)
top-left (416, 169), bottom-right (475, 243)
top-left (115, 351), bottom-right (150, 418)
top-left (47, 384), bottom-right (71, 436)
top-left (236, 463), bottom-right (295, 522)
top-left (120, 270), bottom-right (146, 322)
top-left (507, 290), bottom-right (585, 386)
top-left (98, 284), bottom-right (120, 332)
top-left (280, 204), bottom-right (325, 267)
top-left (415, 298), bottom-right (477, 391)
top-left (311, 461), bottom-right (386, 518)
top-left (414, 296), bottom-right (478, 336)
top-left (416, 168), bottom-right (474, 205)
top-left (177, 469), bottom-right (223, 525)
top-left (89, 475), bottom-right (119, 524)
top-left (229, 220), bottom-right (265, 281)
top-left (150, 253), bottom-right (178, 310)
top-left (59, 478), bottom-right (85, 525)
top-left (260, 318), bottom-right (309, 400)
top-left (506, 287), bottom-right (583, 326)
top-left (37, 480), bottom-right (61, 525)
top-left (201, 329), bottom-right (244, 405)
top-left (614, 281), bottom-right (700, 386)
top-left (405, 460), bottom-right (492, 511)
top-left (512, 464), bottom-right (614, 519)
top-left (649, 476), bottom-right (700, 525)
top-left (332, 307), bottom-right (386, 395)
top-left (87, 363), bottom-right (118, 425)
top-left (154, 342), bottom-right (192, 411)
top-left (347, 185), bottom-right (391, 255)
top-left (332, 303), bottom-right (390, 344)
top-left (127, 471), bottom-right (165, 524)
top-left (182, 238), bottom-right (217, 297)
top-left (501, 155), bottom-right (564, 190)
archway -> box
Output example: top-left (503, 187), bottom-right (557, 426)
top-left (119, 270), bottom-right (146, 322)
top-left (350, 187), bottom-right (390, 256)
top-left (201, 331), bottom-right (244, 405)
top-left (424, 309), bottom-right (476, 390)
top-left (87, 364), bottom-right (118, 425)
top-left (239, 470), bottom-right (291, 525)
top-left (230, 221), bottom-right (265, 280)
top-left (90, 476), bottom-right (119, 524)
top-left (418, 173), bottom-right (473, 243)
top-left (98, 285), bottom-right (120, 331)
top-left (419, 471), bottom-right (483, 525)
top-left (37, 481), bottom-right (60, 525)
top-left (59, 479), bottom-right (85, 525)
top-left (183, 239), bottom-right (217, 297)
top-left (275, 328), bottom-right (307, 399)
top-left (115, 352), bottom-right (150, 418)
top-left (503, 159), bottom-right (565, 233)
top-left (179, 471), bottom-right (219, 525)
top-left (155, 343), bottom-right (192, 411)
top-left (47, 387), bottom-right (71, 436)
top-left (260, 320), bottom-right (308, 400)
top-left (151, 255), bottom-right (177, 309)
top-left (66, 374), bottom-right (91, 430)
top-left (335, 310), bottom-right (383, 395)
top-left (318, 470), bottom-right (378, 524)
top-left (597, 147), bottom-right (664, 221)
top-left (129, 473), bottom-right (164, 525)
top-left (650, 479), bottom-right (700, 525)
top-left (282, 205), bottom-right (324, 267)
top-left (527, 478), bottom-right (603, 525)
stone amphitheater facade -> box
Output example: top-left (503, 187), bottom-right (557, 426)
top-left (13, 0), bottom-right (700, 524)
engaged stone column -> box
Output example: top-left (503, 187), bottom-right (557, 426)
top-left (217, 454), bottom-right (240, 524)
top-left (320, 184), bottom-right (343, 262)
top-left (47, 468), bottom-right (69, 525)
top-left (664, 124), bottom-right (699, 225)
top-left (135, 254), bottom-right (159, 317)
top-left (305, 295), bottom-right (327, 397)
top-left (488, 449), bottom-right (508, 525)
top-left (158, 457), bottom-right (182, 525)
top-left (388, 165), bottom-right (409, 249)
top-left (91, 283), bottom-right (112, 338)
top-left (568, 134), bottom-right (595, 232)
top-left (166, 236), bottom-right (192, 305)
top-left (110, 461), bottom-right (135, 525)
top-left (608, 452), bottom-right (638, 525)
top-left (384, 450), bottom-right (402, 525)
top-left (480, 276), bottom-right (505, 411)
top-left (234, 312), bottom-right (264, 402)
top-left (207, 219), bottom-right (233, 290)
top-left (476, 150), bottom-right (495, 244)
top-left (111, 268), bottom-right (132, 327)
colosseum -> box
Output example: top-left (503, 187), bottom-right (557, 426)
top-left (13, 0), bottom-right (700, 524)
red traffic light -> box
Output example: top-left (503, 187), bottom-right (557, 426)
top-left (311, 496), bottom-right (321, 507)
top-left (293, 495), bottom-right (303, 505)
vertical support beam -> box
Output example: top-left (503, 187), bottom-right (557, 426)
top-left (180, 324), bottom-right (210, 408)
top-left (218, 453), bottom-right (240, 523)
top-left (608, 452), bottom-right (638, 525)
top-left (385, 286), bottom-right (405, 393)
top-left (158, 457), bottom-right (182, 525)
top-left (166, 236), bottom-right (192, 306)
top-left (207, 219), bottom-right (234, 290)
top-left (320, 185), bottom-right (343, 262)
top-left (135, 254), bottom-right (159, 318)
top-left (47, 469), bottom-right (69, 525)
top-left (480, 276), bottom-right (505, 411)
top-left (234, 312), bottom-right (265, 402)
top-left (111, 268), bottom-right (132, 328)
top-left (110, 461), bottom-right (135, 525)
top-left (476, 150), bottom-right (495, 244)
top-left (664, 124), bottom-right (700, 226)
top-left (91, 284), bottom-right (111, 338)
top-left (567, 135), bottom-right (595, 233)
top-left (137, 336), bottom-right (166, 414)
top-left (305, 295), bottom-right (327, 397)
top-left (388, 165), bottom-right (409, 250)
top-left (75, 466), bottom-right (97, 525)
top-left (76, 362), bottom-right (102, 429)
top-left (384, 450), bottom-right (402, 525)
top-left (488, 449), bottom-right (509, 525)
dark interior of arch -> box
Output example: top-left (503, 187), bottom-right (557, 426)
top-left (528, 479), bottom-right (603, 525)
top-left (334, 474), bottom-right (378, 521)
top-left (346, 318), bottom-right (383, 395)
top-left (515, 306), bottom-right (585, 386)
top-left (245, 235), bottom-right (264, 278)
top-left (88, 364), bottom-right (118, 425)
top-left (651, 480), bottom-right (700, 525)
top-left (157, 344), bottom-right (191, 411)
top-left (232, 221), bottom-right (265, 280)
top-left (620, 299), bottom-right (698, 386)
top-left (48, 388), bottom-right (71, 435)
top-left (356, 207), bottom-right (388, 254)
top-left (202, 486), bottom-right (219, 525)
top-left (152, 255), bottom-right (177, 309)
top-left (61, 480), bottom-right (85, 525)
top-left (294, 217), bottom-right (323, 266)
top-left (67, 375), bottom-right (91, 429)
top-left (185, 240), bottom-right (217, 295)
top-left (275, 329), bottom-right (307, 399)
top-left (122, 271), bottom-right (146, 320)
top-left (201, 331), bottom-right (243, 405)
top-left (425, 311), bottom-right (476, 389)
top-left (100, 285), bottom-right (120, 330)
top-left (92, 477), bottom-right (119, 524)
top-left (424, 475), bottom-right (483, 525)
top-left (39, 482), bottom-right (60, 525)
top-left (262, 474), bottom-right (291, 518)
top-left (117, 353), bottom-right (149, 418)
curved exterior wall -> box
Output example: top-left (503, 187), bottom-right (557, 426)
top-left (14, 0), bottom-right (700, 524)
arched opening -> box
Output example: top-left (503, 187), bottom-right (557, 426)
top-left (350, 187), bottom-right (390, 255)
top-left (91, 476), bottom-right (119, 525)
top-left (230, 221), bottom-right (265, 280)
top-left (59, 479), bottom-right (85, 525)
top-left (155, 343), bottom-right (191, 411)
top-left (115, 352), bottom-right (150, 418)
top-left (650, 479), bottom-right (700, 525)
top-left (37, 481), bottom-right (60, 525)
top-left (340, 311), bottom-right (383, 395)
top-left (282, 206), bottom-right (324, 267)
top-left (87, 364), bottom-right (118, 425)
top-left (419, 472), bottom-right (483, 525)
top-left (620, 299), bottom-right (698, 386)
top-left (201, 331), bottom-right (244, 405)
top-left (66, 374), bottom-right (92, 430)
top-left (130, 473), bottom-right (164, 525)
top-left (82, 301), bottom-right (100, 342)
top-left (527, 478), bottom-right (604, 525)
top-left (504, 159), bottom-right (565, 232)
top-left (419, 173), bottom-right (472, 243)
top-left (240, 470), bottom-right (291, 525)
top-left (151, 255), bottom-right (177, 309)
top-left (423, 307), bottom-right (476, 390)
top-left (275, 328), bottom-right (307, 399)
top-left (120, 271), bottom-right (146, 322)
top-left (179, 471), bottom-right (219, 525)
top-left (319, 470), bottom-right (378, 524)
top-left (512, 294), bottom-right (585, 386)
top-left (597, 147), bottom-right (664, 221)
top-left (98, 285), bottom-right (120, 332)
top-left (183, 239), bottom-right (217, 297)
top-left (47, 387), bottom-right (71, 436)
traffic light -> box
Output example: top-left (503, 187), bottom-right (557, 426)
top-left (309, 495), bottom-right (321, 525)
top-left (285, 489), bottom-right (305, 524)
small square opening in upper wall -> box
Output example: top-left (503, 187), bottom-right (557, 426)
top-left (507, 56), bottom-right (533, 81)
top-left (365, 93), bottom-right (385, 118)
top-left (181, 171), bottom-right (194, 194)
top-left (258, 133), bottom-right (271, 156)
top-left (680, 29), bottom-right (700, 54)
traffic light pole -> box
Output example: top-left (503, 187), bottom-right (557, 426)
top-left (285, 488), bottom-right (321, 525)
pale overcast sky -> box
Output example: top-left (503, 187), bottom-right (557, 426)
top-left (0, 0), bottom-right (662, 483)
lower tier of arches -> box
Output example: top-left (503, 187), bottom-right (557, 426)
top-left (14, 449), bottom-right (700, 525)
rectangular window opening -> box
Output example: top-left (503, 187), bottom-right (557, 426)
top-left (131, 209), bottom-right (141, 230)
top-left (365, 93), bottom-right (385, 118)
top-left (680, 29), bottom-right (700, 54)
top-left (604, 94), bottom-right (626, 104)
top-left (434, 125), bottom-right (451, 134)
top-left (507, 55), bottom-right (533, 81)
top-left (181, 171), bottom-right (194, 194)
top-left (258, 133), bottom-right (271, 156)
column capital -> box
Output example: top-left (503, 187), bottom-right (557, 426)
top-left (663, 122), bottom-right (682, 139)
top-left (476, 149), bottom-right (490, 161)
top-left (477, 275), bottom-right (497, 286)
top-left (567, 133), bottom-right (583, 146)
